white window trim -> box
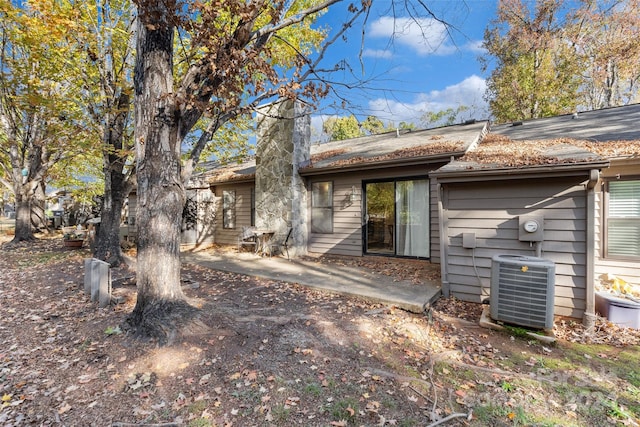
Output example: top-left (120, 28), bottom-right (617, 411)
top-left (604, 178), bottom-right (640, 260)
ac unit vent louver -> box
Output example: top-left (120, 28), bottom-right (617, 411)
top-left (490, 254), bottom-right (556, 329)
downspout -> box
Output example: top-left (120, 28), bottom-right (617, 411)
top-left (437, 182), bottom-right (449, 297)
top-left (584, 169), bottom-right (599, 329)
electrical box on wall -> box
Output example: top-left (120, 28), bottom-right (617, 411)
top-left (518, 215), bottom-right (544, 242)
top-left (462, 232), bottom-right (476, 249)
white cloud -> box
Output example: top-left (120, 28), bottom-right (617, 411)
top-left (465, 40), bottom-right (486, 54)
top-left (362, 48), bottom-right (393, 59)
top-left (368, 17), bottom-right (486, 57)
top-left (310, 77), bottom-right (489, 137)
top-left (368, 75), bottom-right (489, 126)
top-left (369, 16), bottom-right (455, 56)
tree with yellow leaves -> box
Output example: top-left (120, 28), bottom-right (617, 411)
top-left (0, 0), bottom-right (96, 242)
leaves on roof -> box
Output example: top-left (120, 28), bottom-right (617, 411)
top-left (207, 165), bottom-right (254, 182)
top-left (392, 142), bottom-right (465, 156)
top-left (310, 148), bottom-right (348, 163)
top-left (309, 141), bottom-right (465, 169)
top-left (570, 139), bottom-right (640, 157)
top-left (460, 134), bottom-right (640, 169)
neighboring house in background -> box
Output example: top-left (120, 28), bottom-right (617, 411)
top-left (187, 101), bottom-right (640, 326)
top-left (125, 177), bottom-right (216, 247)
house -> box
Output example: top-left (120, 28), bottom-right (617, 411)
top-left (431, 104), bottom-right (640, 323)
top-left (204, 99), bottom-right (488, 261)
top-left (199, 100), bottom-right (640, 325)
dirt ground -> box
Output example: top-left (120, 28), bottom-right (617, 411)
top-left (1, 234), bottom-right (639, 426)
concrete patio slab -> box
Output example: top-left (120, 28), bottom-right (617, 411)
top-left (182, 251), bottom-right (441, 313)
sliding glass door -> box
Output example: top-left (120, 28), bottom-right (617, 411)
top-left (364, 179), bottom-right (429, 258)
top-left (396, 180), bottom-right (429, 257)
top-left (365, 182), bottom-right (395, 254)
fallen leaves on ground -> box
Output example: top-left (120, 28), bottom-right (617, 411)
top-left (1, 236), bottom-right (638, 426)
top-left (301, 253), bottom-right (440, 285)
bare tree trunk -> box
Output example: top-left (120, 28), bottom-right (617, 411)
top-left (12, 190), bottom-right (35, 242)
top-left (603, 59), bottom-right (616, 109)
top-left (94, 175), bottom-right (127, 266)
top-left (31, 182), bottom-right (47, 232)
top-left (94, 91), bottom-right (133, 267)
top-left (124, 1), bottom-right (194, 343)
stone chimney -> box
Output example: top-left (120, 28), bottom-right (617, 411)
top-left (255, 99), bottom-right (310, 257)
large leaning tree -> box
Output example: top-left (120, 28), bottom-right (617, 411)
top-left (0, 0), bottom-right (93, 243)
top-left (128, 0), bottom-right (447, 342)
top-left (128, 0), bottom-right (333, 341)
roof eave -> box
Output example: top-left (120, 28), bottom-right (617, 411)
top-left (299, 151), bottom-right (466, 176)
top-left (430, 160), bottom-right (611, 183)
top-left (608, 156), bottom-right (640, 166)
top-left (208, 175), bottom-right (256, 185)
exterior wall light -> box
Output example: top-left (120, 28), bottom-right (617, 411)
top-left (350, 185), bottom-right (359, 203)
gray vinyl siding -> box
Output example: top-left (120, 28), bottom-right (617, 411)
top-left (441, 177), bottom-right (589, 319)
top-left (594, 162), bottom-right (640, 286)
top-left (307, 165), bottom-right (444, 259)
top-left (308, 176), bottom-right (363, 256)
top-left (595, 259), bottom-right (640, 286)
top-left (429, 179), bottom-right (440, 264)
top-left (214, 183), bottom-right (254, 246)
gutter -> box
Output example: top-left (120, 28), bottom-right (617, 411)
top-left (208, 175), bottom-right (256, 186)
top-left (431, 161), bottom-right (611, 183)
top-left (584, 168), bottom-right (600, 329)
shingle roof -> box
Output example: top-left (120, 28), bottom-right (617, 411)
top-left (492, 104), bottom-right (640, 142)
top-left (206, 120), bottom-right (489, 183)
top-left (435, 104), bottom-right (640, 175)
top-left (205, 159), bottom-right (256, 183)
top-left (204, 104), bottom-right (640, 184)
top-left (302, 121), bottom-right (487, 172)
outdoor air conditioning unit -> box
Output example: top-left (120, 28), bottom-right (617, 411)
top-left (490, 254), bottom-right (556, 330)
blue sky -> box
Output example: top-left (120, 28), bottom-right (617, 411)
top-left (310, 1), bottom-right (498, 133)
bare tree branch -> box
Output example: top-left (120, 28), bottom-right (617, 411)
top-left (251, 0), bottom-right (342, 41)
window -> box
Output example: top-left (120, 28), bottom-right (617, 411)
top-left (606, 179), bottom-right (640, 258)
top-left (311, 181), bottom-right (333, 233)
top-left (223, 190), bottom-right (236, 229)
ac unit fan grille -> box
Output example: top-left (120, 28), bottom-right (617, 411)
top-left (491, 255), bottom-right (555, 329)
